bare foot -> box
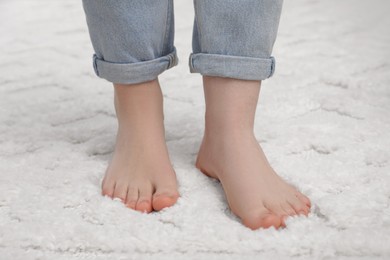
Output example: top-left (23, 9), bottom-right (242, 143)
top-left (102, 79), bottom-right (179, 213)
top-left (195, 76), bottom-right (311, 229)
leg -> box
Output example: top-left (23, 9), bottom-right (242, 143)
top-left (191, 0), bottom-right (311, 229)
top-left (196, 77), bottom-right (311, 229)
top-left (82, 0), bottom-right (177, 84)
top-left (82, 0), bottom-right (179, 212)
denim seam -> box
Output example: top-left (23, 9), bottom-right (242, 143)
top-left (167, 51), bottom-right (173, 69)
top-left (93, 54), bottom-right (99, 76)
top-left (193, 0), bottom-right (203, 54)
top-left (269, 56), bottom-right (276, 78)
top-left (189, 53), bottom-right (194, 72)
top-left (170, 48), bottom-right (177, 69)
top-left (161, 0), bottom-right (172, 62)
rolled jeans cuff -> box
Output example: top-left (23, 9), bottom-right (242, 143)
top-left (189, 53), bottom-right (275, 81)
top-left (92, 48), bottom-right (178, 84)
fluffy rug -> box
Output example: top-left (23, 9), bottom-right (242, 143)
top-left (1, 0), bottom-right (389, 259)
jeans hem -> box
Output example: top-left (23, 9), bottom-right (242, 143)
top-left (189, 53), bottom-right (275, 81)
top-left (93, 48), bottom-right (178, 84)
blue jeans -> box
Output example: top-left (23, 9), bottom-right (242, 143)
top-left (82, 0), bottom-right (283, 84)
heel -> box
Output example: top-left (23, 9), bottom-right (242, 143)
top-left (195, 157), bottom-right (218, 180)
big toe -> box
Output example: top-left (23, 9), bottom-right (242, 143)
top-left (241, 209), bottom-right (282, 230)
top-left (152, 190), bottom-right (179, 211)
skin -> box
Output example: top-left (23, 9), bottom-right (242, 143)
top-left (102, 79), bottom-right (179, 212)
top-left (102, 76), bottom-right (311, 229)
top-left (196, 76), bottom-right (311, 229)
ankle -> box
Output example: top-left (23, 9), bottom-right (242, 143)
top-left (205, 112), bottom-right (254, 135)
top-left (203, 123), bottom-right (255, 145)
top-left (113, 80), bottom-right (164, 124)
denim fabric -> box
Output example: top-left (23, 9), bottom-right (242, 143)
top-left (82, 0), bottom-right (283, 84)
top-left (82, 0), bottom-right (177, 84)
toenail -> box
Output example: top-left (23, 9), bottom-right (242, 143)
top-left (136, 207), bottom-right (150, 214)
top-left (113, 197), bottom-right (124, 202)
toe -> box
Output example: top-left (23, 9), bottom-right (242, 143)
top-left (135, 184), bottom-right (153, 213)
top-left (296, 192), bottom-right (312, 209)
top-left (241, 208), bottom-right (282, 230)
top-left (112, 182), bottom-right (128, 202)
top-left (152, 191), bottom-right (179, 211)
top-left (125, 187), bottom-right (139, 210)
top-left (265, 202), bottom-right (288, 218)
top-left (261, 214), bottom-right (283, 229)
top-left (101, 179), bottom-right (115, 198)
top-left (280, 203), bottom-right (297, 227)
top-left (281, 203), bottom-right (296, 216)
top-left (136, 200), bottom-right (153, 213)
top-left (264, 202), bottom-right (291, 228)
top-left (288, 196), bottom-right (310, 216)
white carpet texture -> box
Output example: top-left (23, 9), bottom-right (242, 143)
top-left (1, 0), bottom-right (390, 259)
